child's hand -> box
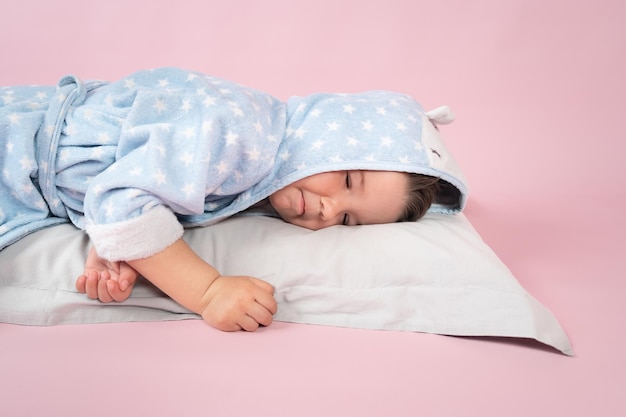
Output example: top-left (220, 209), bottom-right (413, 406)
top-left (75, 246), bottom-right (138, 302)
top-left (201, 276), bottom-right (277, 332)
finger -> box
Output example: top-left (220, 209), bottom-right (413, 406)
top-left (254, 289), bottom-right (278, 315)
top-left (76, 275), bottom-right (87, 293)
top-left (97, 275), bottom-right (113, 303)
top-left (107, 280), bottom-right (132, 302)
top-left (84, 271), bottom-right (100, 299)
top-left (237, 314), bottom-right (260, 332)
top-left (211, 319), bottom-right (242, 332)
top-left (119, 265), bottom-right (138, 291)
top-left (247, 303), bottom-right (274, 327)
top-left (248, 277), bottom-right (275, 294)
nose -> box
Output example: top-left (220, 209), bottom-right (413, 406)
top-left (320, 196), bottom-right (342, 221)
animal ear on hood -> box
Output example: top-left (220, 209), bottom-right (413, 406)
top-left (426, 105), bottom-right (455, 126)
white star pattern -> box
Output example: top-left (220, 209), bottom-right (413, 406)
top-left (153, 99), bottom-right (167, 113)
top-left (155, 144), bottom-right (166, 157)
top-left (91, 147), bottom-right (104, 159)
top-left (203, 96), bottom-right (217, 107)
top-left (83, 109), bottom-right (95, 121)
top-left (2, 93), bottom-right (15, 105)
top-left (153, 170), bottom-right (167, 185)
top-left (217, 161), bottom-right (228, 174)
top-left (0, 68), bottom-right (457, 254)
top-left (91, 184), bottom-right (104, 196)
top-left (104, 201), bottom-right (115, 217)
top-left (59, 149), bottom-right (71, 163)
top-left (21, 183), bottom-right (35, 194)
top-left (183, 127), bottom-right (196, 139)
top-left (182, 183), bottom-right (195, 197)
top-left (98, 132), bottom-right (112, 143)
top-left (180, 100), bottom-right (192, 112)
top-left (180, 152), bottom-right (194, 166)
top-left (246, 148), bottom-right (261, 161)
top-left (123, 79), bottom-right (136, 89)
top-left (64, 124), bottom-right (77, 135)
top-left (312, 140), bottom-right (325, 150)
top-left (294, 128), bottom-right (306, 138)
top-left (230, 104), bottom-right (244, 117)
top-left (225, 131), bottom-right (239, 146)
top-left (8, 113), bottom-right (21, 125)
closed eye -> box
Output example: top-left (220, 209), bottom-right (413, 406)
top-left (342, 213), bottom-right (349, 226)
top-left (345, 171), bottom-right (352, 189)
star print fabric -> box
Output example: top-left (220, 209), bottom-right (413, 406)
top-left (1, 68), bottom-right (286, 259)
top-left (270, 92), bottom-right (468, 203)
top-left (1, 84), bottom-right (68, 248)
top-left (0, 67), bottom-right (468, 260)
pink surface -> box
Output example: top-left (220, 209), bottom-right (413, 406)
top-left (1, 1), bottom-right (625, 415)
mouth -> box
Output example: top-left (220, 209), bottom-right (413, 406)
top-left (298, 190), bottom-right (305, 216)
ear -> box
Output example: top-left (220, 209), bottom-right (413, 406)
top-left (426, 106), bottom-right (455, 125)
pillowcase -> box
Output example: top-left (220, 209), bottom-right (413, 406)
top-left (0, 213), bottom-right (573, 355)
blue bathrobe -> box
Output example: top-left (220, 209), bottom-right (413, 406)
top-left (0, 68), bottom-right (468, 260)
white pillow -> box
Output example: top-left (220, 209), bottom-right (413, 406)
top-left (0, 213), bottom-right (573, 355)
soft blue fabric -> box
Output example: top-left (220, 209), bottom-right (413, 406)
top-left (0, 67), bottom-right (468, 259)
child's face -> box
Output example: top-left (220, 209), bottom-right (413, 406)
top-left (269, 170), bottom-right (408, 230)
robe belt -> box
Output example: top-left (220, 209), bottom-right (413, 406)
top-left (36, 76), bottom-right (107, 218)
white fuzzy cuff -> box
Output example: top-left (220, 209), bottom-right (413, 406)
top-left (86, 206), bottom-right (184, 261)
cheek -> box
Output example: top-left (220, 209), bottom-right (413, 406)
top-left (269, 191), bottom-right (287, 211)
top-left (269, 187), bottom-right (296, 215)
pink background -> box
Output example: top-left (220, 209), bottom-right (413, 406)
top-left (1, 0), bottom-right (625, 416)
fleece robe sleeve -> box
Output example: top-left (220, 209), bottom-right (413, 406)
top-left (81, 68), bottom-right (277, 261)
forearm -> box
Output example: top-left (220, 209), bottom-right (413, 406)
top-left (127, 238), bottom-right (218, 315)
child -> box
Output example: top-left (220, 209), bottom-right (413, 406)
top-left (0, 67), bottom-right (467, 331)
